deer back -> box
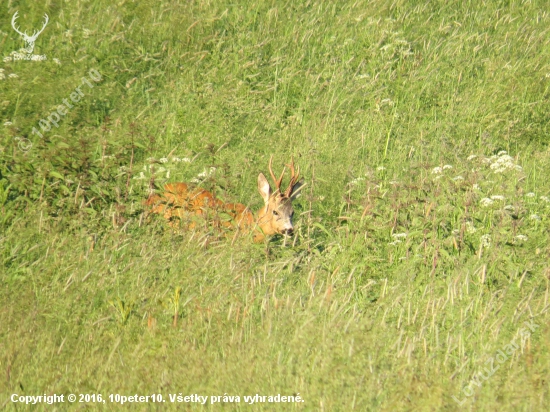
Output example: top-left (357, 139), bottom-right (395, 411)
top-left (146, 182), bottom-right (254, 233)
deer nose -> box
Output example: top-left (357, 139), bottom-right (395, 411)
top-left (282, 227), bottom-right (294, 236)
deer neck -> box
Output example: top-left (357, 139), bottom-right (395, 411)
top-left (253, 204), bottom-right (271, 241)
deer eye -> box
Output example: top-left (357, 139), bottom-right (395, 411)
top-left (272, 210), bottom-right (279, 216)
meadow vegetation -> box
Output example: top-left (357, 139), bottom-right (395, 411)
top-left (1, 0), bottom-right (549, 410)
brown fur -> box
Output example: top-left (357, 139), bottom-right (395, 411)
top-left (145, 158), bottom-right (304, 242)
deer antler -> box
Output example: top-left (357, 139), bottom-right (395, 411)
top-left (268, 155), bottom-right (286, 194)
top-left (284, 157), bottom-right (300, 197)
top-left (11, 12), bottom-right (27, 38)
top-left (11, 12), bottom-right (48, 41)
top-left (31, 14), bottom-right (49, 40)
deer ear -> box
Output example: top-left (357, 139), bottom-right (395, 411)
top-left (257, 173), bottom-right (272, 203)
top-left (289, 179), bottom-right (305, 201)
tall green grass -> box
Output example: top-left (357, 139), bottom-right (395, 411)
top-left (1, 0), bottom-right (549, 410)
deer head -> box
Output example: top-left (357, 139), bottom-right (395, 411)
top-left (256, 156), bottom-right (304, 238)
top-left (11, 12), bottom-right (49, 55)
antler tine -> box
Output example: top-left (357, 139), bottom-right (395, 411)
top-left (268, 155), bottom-right (277, 188)
top-left (284, 157), bottom-right (300, 197)
top-left (35, 14), bottom-right (49, 37)
top-left (30, 14), bottom-right (49, 39)
top-left (268, 155), bottom-right (285, 193)
top-left (11, 12), bottom-right (27, 37)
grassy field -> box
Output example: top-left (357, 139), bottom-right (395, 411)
top-left (1, 0), bottom-right (550, 410)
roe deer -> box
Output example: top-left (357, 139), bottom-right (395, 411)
top-left (146, 157), bottom-right (304, 242)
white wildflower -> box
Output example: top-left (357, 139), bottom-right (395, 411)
top-left (159, 158), bottom-right (168, 163)
top-left (490, 195), bottom-right (505, 201)
top-left (443, 164), bottom-right (453, 170)
top-left (133, 171), bottom-right (146, 180)
top-left (480, 198), bottom-right (494, 207)
top-left (389, 180), bottom-right (399, 185)
top-left (3, 121), bottom-right (12, 126)
top-left (497, 150), bottom-right (508, 156)
top-left (514, 235), bottom-right (528, 242)
top-left (504, 205), bottom-right (514, 211)
top-left (53, 58), bottom-right (61, 65)
top-left (453, 176), bottom-right (464, 181)
top-left (182, 158), bottom-right (192, 163)
top-left (465, 221), bottom-right (476, 234)
top-left (539, 196), bottom-right (550, 203)
top-left (489, 153), bottom-right (519, 173)
top-left (172, 157), bottom-right (181, 162)
top-left (197, 168), bottom-right (215, 178)
top-left (388, 240), bottom-right (402, 246)
top-left (146, 157), bottom-right (156, 162)
top-left (8, 73), bottom-right (18, 78)
top-left (431, 167), bottom-right (443, 174)
top-left (467, 155), bottom-right (477, 161)
top-left (166, 170), bottom-right (170, 178)
top-left (480, 234), bottom-right (491, 248)
top-left (530, 214), bottom-right (541, 221)
top-left (376, 166), bottom-right (386, 171)
top-left (392, 233), bottom-right (407, 239)
top-left (525, 192), bottom-right (536, 198)
top-left (473, 184), bottom-right (480, 190)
